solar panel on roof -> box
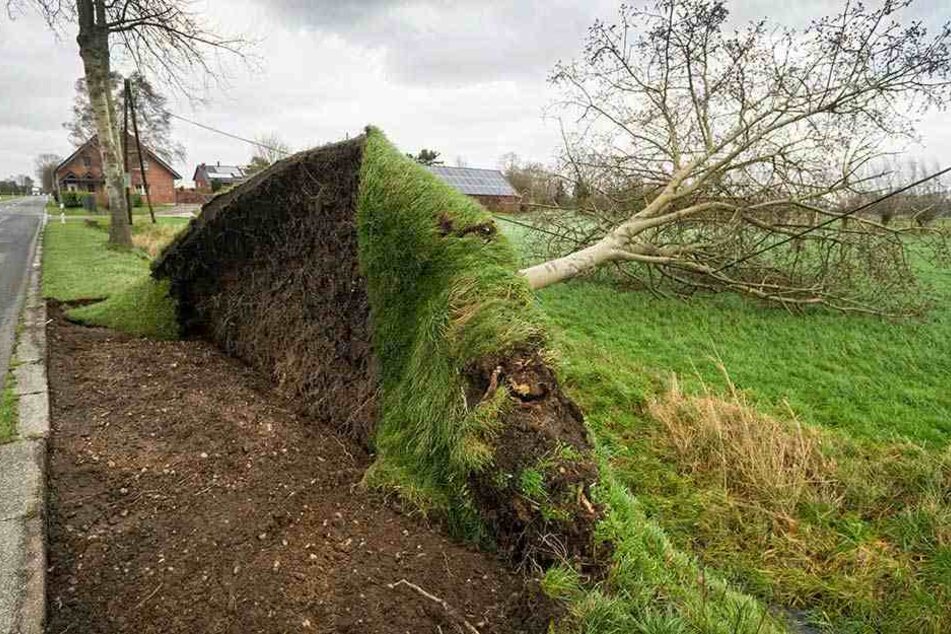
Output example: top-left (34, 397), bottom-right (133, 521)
top-left (427, 166), bottom-right (519, 197)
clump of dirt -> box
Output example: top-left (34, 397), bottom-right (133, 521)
top-left (466, 352), bottom-right (605, 570)
top-left (45, 306), bottom-right (551, 633)
top-left (154, 137), bottom-right (377, 443)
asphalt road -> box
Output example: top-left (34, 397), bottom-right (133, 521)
top-left (0, 196), bottom-right (45, 383)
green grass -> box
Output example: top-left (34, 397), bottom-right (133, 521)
top-left (538, 274), bottom-right (950, 446)
top-left (67, 277), bottom-right (179, 339)
top-left (48, 203), bottom-right (177, 217)
top-left (496, 221), bottom-right (951, 632)
top-left (357, 130), bottom-right (785, 633)
top-left (43, 219), bottom-right (180, 339)
top-left (0, 372), bottom-right (17, 443)
top-left (357, 128), bottom-right (545, 528)
top-left (43, 222), bottom-right (152, 301)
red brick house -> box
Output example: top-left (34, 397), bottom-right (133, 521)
top-left (55, 135), bottom-right (181, 206)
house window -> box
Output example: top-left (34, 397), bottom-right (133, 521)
top-left (142, 159), bottom-right (150, 171)
top-left (82, 154), bottom-right (91, 168)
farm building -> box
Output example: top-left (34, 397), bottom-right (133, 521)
top-left (428, 165), bottom-right (520, 212)
top-left (193, 162), bottom-right (246, 191)
top-left (54, 134), bottom-right (181, 206)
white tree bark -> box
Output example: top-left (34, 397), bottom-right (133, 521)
top-left (520, 237), bottom-right (621, 290)
top-left (77, 0), bottom-right (131, 247)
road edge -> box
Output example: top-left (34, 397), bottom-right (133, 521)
top-left (0, 215), bottom-right (48, 634)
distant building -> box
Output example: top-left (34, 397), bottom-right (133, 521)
top-left (55, 135), bottom-right (181, 206)
top-left (428, 165), bottom-right (521, 212)
top-left (193, 162), bottom-right (246, 191)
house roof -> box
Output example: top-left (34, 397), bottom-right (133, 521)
top-left (428, 165), bottom-right (519, 197)
top-left (55, 134), bottom-right (182, 180)
top-left (194, 164), bottom-right (246, 182)
top-left (206, 165), bottom-right (245, 179)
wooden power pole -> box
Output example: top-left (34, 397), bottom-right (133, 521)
top-left (126, 78), bottom-right (156, 224)
top-left (122, 79), bottom-right (133, 225)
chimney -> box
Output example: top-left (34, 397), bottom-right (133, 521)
top-left (217, 161), bottom-right (220, 167)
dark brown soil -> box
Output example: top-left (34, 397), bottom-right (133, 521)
top-left (45, 307), bottom-right (545, 634)
top-left (154, 137), bottom-right (378, 444)
top-left (467, 352), bottom-right (603, 569)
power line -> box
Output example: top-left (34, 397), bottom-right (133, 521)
top-left (167, 112), bottom-right (291, 156)
top-left (713, 165), bottom-right (951, 273)
top-left (491, 213), bottom-right (568, 240)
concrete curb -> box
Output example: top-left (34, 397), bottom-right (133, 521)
top-left (0, 218), bottom-right (47, 634)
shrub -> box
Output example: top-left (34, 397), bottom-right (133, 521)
top-left (61, 191), bottom-right (93, 208)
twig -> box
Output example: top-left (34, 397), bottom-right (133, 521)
top-left (133, 582), bottom-right (163, 611)
top-left (388, 579), bottom-right (482, 634)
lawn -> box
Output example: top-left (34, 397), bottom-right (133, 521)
top-left (46, 203), bottom-right (177, 216)
top-left (497, 218), bottom-right (951, 633)
top-left (43, 218), bottom-right (186, 338)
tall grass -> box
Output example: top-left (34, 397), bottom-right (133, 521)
top-left (494, 221), bottom-right (951, 631)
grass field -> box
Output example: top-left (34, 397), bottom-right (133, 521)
top-left (498, 219), bottom-right (951, 633)
top-left (43, 218), bottom-right (186, 338)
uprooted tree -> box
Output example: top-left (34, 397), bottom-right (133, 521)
top-left (154, 129), bottom-right (604, 567)
top-left (521, 0), bottom-right (951, 315)
top-left (14, 0), bottom-right (245, 247)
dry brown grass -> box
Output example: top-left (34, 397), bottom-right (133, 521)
top-left (132, 223), bottom-right (186, 258)
top-left (648, 369), bottom-right (841, 516)
top-left (638, 368), bottom-right (950, 629)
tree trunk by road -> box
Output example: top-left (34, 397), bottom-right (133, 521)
top-left (76, 0), bottom-right (131, 247)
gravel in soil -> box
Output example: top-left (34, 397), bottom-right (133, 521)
top-left (45, 306), bottom-right (543, 633)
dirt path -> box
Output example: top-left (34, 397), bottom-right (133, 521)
top-left (45, 307), bottom-right (545, 633)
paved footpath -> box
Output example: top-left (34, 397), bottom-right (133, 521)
top-left (0, 196), bottom-right (48, 634)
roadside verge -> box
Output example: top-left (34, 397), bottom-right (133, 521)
top-left (0, 219), bottom-right (48, 634)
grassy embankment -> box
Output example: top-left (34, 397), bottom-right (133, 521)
top-left (42, 217), bottom-right (186, 338)
top-left (499, 218), bottom-right (951, 633)
top-left (358, 130), bottom-right (785, 633)
top-left (0, 373), bottom-right (16, 443)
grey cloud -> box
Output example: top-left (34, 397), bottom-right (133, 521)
top-left (263, 0), bottom-right (617, 85)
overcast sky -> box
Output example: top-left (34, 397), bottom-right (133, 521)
top-left (0, 0), bottom-right (947, 184)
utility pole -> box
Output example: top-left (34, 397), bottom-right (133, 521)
top-left (127, 78), bottom-right (156, 224)
top-left (122, 79), bottom-right (133, 225)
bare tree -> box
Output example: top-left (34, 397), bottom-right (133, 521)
top-left (520, 0), bottom-right (951, 315)
top-left (65, 71), bottom-right (185, 163)
top-left (500, 153), bottom-right (569, 209)
top-left (34, 153), bottom-right (63, 194)
top-left (14, 0), bottom-right (245, 247)
top-left (245, 133), bottom-right (291, 175)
